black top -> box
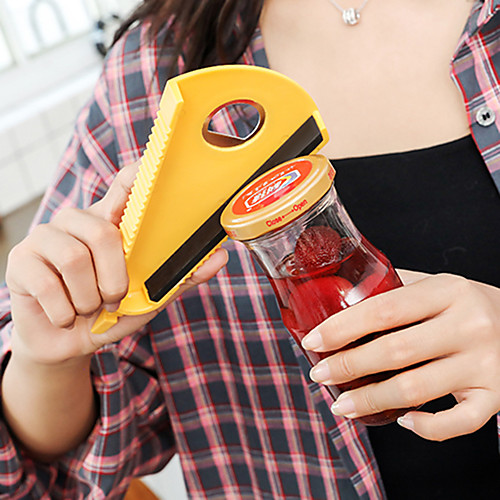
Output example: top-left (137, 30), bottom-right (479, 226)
top-left (332, 135), bottom-right (500, 499)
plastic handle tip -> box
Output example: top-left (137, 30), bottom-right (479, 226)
top-left (91, 309), bottom-right (120, 334)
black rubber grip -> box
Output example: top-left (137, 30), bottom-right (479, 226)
top-left (145, 115), bottom-right (325, 302)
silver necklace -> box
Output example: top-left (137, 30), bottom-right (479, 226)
top-left (328, 0), bottom-right (369, 26)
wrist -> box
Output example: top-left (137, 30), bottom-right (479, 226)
top-left (9, 346), bottom-right (92, 383)
top-left (9, 326), bottom-right (92, 370)
top-left (8, 349), bottom-right (92, 378)
top-left (2, 338), bottom-right (97, 462)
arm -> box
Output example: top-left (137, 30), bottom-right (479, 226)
top-left (2, 161), bottom-right (228, 463)
top-left (0, 162), bottom-right (131, 463)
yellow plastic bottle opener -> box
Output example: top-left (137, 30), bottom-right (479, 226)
top-left (92, 65), bottom-right (328, 333)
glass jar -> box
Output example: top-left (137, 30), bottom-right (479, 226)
top-left (221, 154), bottom-right (409, 425)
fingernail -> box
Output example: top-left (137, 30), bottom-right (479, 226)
top-left (309, 360), bottom-right (331, 383)
top-left (331, 394), bottom-right (356, 417)
top-left (301, 329), bottom-right (323, 350)
top-left (104, 302), bottom-right (120, 313)
top-left (397, 415), bottom-right (414, 431)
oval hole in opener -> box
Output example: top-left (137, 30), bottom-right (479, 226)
top-left (202, 100), bottom-right (265, 147)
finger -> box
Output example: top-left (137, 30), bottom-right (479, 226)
top-left (10, 256), bottom-right (76, 329)
top-left (397, 390), bottom-right (497, 441)
top-left (28, 226), bottom-right (102, 316)
top-left (330, 356), bottom-right (467, 419)
top-left (396, 269), bottom-right (432, 285)
top-left (88, 162), bottom-right (140, 225)
top-left (302, 274), bottom-right (459, 352)
top-left (51, 209), bottom-right (128, 305)
top-left (309, 316), bottom-right (458, 386)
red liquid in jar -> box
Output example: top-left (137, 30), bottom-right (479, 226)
top-left (270, 237), bottom-right (409, 425)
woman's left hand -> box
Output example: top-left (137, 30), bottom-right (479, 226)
top-left (301, 270), bottom-right (500, 441)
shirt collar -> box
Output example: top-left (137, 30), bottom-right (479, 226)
top-left (464, 0), bottom-right (500, 38)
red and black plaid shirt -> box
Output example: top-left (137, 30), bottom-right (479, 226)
top-left (1, 1), bottom-right (500, 498)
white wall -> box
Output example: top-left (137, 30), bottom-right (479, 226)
top-left (143, 455), bottom-right (189, 500)
top-left (0, 69), bottom-right (99, 215)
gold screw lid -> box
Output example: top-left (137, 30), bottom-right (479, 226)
top-left (221, 154), bottom-right (335, 241)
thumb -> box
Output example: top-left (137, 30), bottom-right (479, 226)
top-left (88, 161), bottom-right (140, 225)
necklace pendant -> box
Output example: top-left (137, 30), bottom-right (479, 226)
top-left (342, 7), bottom-right (361, 25)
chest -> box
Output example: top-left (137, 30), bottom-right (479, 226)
top-left (260, 0), bottom-right (474, 158)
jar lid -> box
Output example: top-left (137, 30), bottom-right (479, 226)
top-left (221, 154), bottom-right (335, 240)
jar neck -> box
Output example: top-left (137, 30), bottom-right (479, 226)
top-left (244, 184), bottom-right (362, 246)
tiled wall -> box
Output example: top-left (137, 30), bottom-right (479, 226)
top-left (0, 70), bottom-right (99, 216)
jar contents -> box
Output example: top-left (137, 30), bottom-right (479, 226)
top-left (272, 226), bottom-right (404, 425)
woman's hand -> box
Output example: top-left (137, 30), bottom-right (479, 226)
top-left (301, 270), bottom-right (500, 441)
top-left (5, 162), bottom-right (228, 366)
top-left (3, 162), bottom-right (228, 461)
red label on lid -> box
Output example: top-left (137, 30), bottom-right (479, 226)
top-left (232, 159), bottom-right (312, 215)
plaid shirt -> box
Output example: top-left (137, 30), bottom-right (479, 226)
top-left (0, 1), bottom-right (499, 498)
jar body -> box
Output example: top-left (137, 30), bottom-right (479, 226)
top-left (244, 184), bottom-right (408, 425)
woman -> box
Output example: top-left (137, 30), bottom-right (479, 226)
top-left (0, 0), bottom-right (499, 498)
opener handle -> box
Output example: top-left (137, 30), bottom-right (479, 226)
top-left (92, 66), bottom-right (328, 333)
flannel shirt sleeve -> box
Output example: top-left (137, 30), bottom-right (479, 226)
top-left (0, 51), bottom-right (176, 498)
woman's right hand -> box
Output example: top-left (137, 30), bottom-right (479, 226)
top-left (3, 162), bottom-right (228, 462)
top-left (5, 163), bottom-right (228, 367)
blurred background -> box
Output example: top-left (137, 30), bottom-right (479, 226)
top-left (0, 0), bottom-right (139, 276)
top-left (0, 1), bottom-right (188, 498)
